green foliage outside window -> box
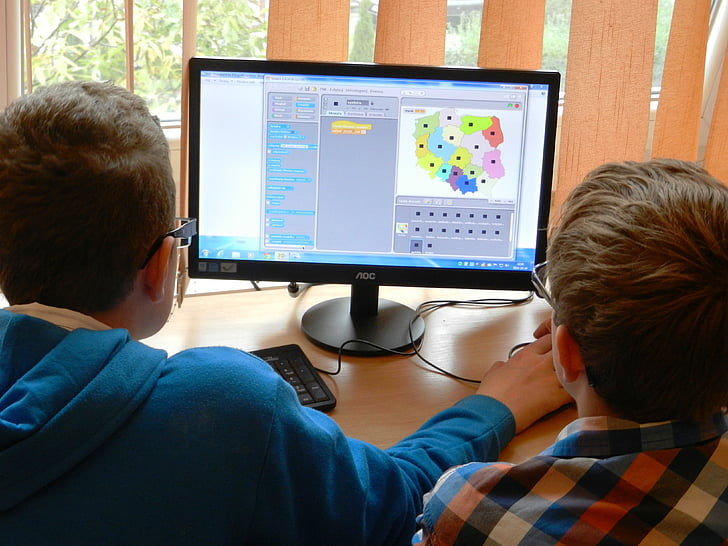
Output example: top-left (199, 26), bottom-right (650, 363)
top-left (196, 1), bottom-right (268, 60)
top-left (28, 0), bottom-right (267, 121)
top-left (29, 1), bottom-right (127, 88)
top-left (349, 0), bottom-right (375, 63)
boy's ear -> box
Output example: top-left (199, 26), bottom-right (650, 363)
top-left (141, 236), bottom-right (175, 302)
top-left (554, 324), bottom-right (587, 384)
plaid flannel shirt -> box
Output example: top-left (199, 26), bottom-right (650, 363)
top-left (414, 413), bottom-right (728, 545)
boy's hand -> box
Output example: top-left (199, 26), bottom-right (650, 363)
top-left (475, 318), bottom-right (573, 433)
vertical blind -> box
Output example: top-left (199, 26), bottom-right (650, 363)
top-left (16, 0), bottom-right (728, 212)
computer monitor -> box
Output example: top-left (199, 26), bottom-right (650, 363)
top-left (187, 57), bottom-right (560, 355)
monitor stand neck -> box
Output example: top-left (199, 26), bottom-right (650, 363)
top-left (301, 282), bottom-right (425, 356)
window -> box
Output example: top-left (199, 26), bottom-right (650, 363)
top-left (14, 0), bottom-right (689, 122)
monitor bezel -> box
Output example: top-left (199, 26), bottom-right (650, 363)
top-left (186, 56), bottom-right (560, 293)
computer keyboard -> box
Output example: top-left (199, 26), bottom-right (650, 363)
top-left (251, 344), bottom-right (337, 412)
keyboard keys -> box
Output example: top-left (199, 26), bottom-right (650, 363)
top-left (251, 344), bottom-right (336, 412)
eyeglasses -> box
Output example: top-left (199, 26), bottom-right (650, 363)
top-left (531, 261), bottom-right (554, 307)
top-left (140, 217), bottom-right (197, 269)
top-left (140, 217), bottom-right (197, 311)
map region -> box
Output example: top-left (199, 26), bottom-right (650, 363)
top-left (413, 108), bottom-right (506, 196)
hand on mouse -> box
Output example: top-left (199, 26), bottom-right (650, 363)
top-left (475, 317), bottom-right (573, 433)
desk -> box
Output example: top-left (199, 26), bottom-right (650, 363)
top-left (146, 284), bottom-right (576, 462)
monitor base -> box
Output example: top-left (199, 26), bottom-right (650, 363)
top-left (301, 297), bottom-right (425, 356)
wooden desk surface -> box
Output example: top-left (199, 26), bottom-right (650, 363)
top-left (146, 283), bottom-right (576, 462)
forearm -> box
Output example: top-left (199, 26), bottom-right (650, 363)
top-left (386, 394), bottom-right (515, 485)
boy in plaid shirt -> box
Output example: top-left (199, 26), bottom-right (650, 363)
top-left (414, 159), bottom-right (728, 545)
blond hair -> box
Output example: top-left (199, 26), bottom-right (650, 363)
top-left (548, 159), bottom-right (728, 421)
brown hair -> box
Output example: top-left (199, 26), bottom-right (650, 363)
top-left (548, 159), bottom-right (728, 421)
top-left (0, 81), bottom-right (175, 313)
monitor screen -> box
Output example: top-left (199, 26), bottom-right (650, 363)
top-left (187, 57), bottom-right (560, 355)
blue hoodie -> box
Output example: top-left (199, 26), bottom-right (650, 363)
top-left (0, 309), bottom-right (515, 545)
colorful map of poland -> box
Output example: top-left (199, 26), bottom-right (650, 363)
top-left (414, 108), bottom-right (505, 195)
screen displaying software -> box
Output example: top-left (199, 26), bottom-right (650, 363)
top-left (195, 66), bottom-right (553, 275)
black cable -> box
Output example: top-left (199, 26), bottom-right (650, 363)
top-left (287, 281), bottom-right (318, 298)
top-left (407, 292), bottom-right (534, 383)
top-left (316, 291), bottom-right (537, 383)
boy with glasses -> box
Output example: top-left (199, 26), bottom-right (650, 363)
top-left (0, 81), bottom-right (570, 544)
top-left (414, 158), bottom-right (728, 544)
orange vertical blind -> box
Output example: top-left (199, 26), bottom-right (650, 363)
top-left (651, 0), bottom-right (710, 160)
top-left (373, 0), bottom-right (446, 65)
top-left (478, 0), bottom-right (546, 70)
top-left (266, 0), bottom-right (350, 62)
top-left (555, 0), bottom-right (658, 206)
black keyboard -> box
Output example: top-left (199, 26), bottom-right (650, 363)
top-left (251, 344), bottom-right (336, 412)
